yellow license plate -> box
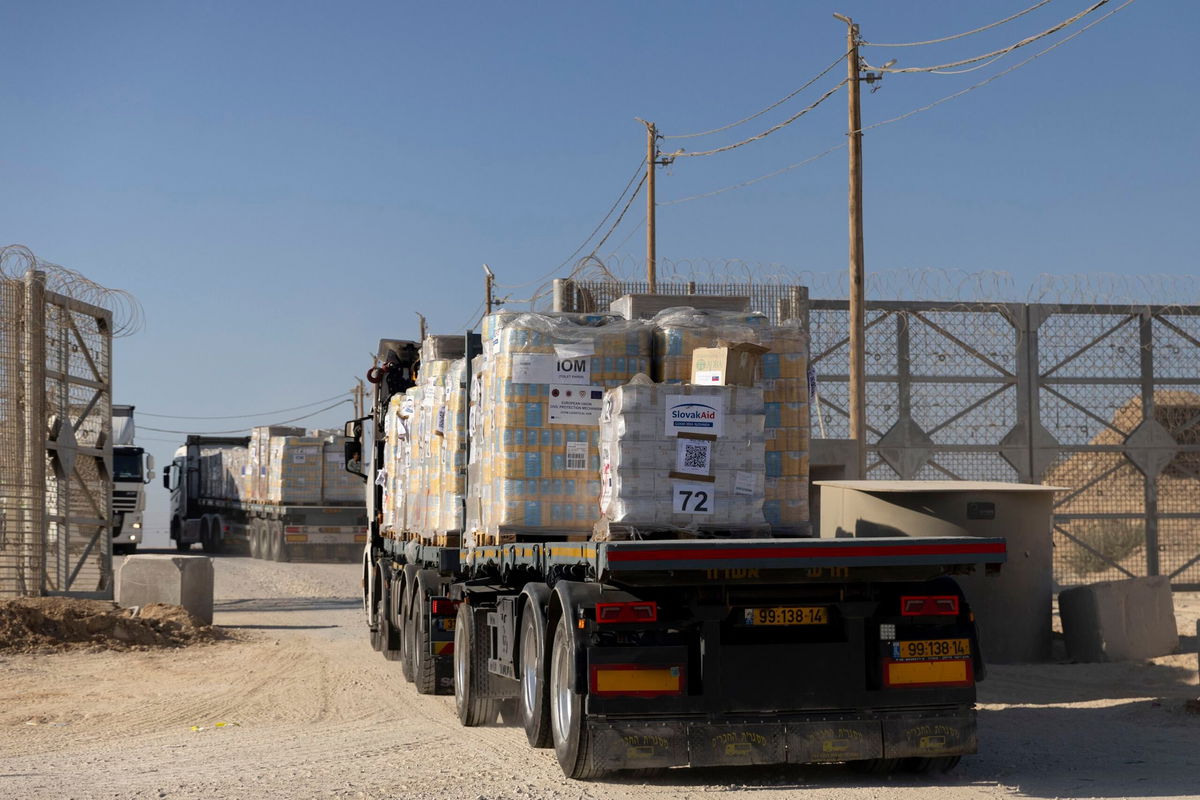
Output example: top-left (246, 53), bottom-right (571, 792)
top-left (896, 638), bottom-right (970, 659)
top-left (743, 606), bottom-right (828, 626)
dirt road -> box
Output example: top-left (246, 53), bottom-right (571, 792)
top-left (2, 554), bottom-right (1198, 800)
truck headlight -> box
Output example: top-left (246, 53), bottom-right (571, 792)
top-left (132, 522), bottom-right (142, 529)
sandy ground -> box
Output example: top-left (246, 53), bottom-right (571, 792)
top-left (1, 555), bottom-right (1198, 800)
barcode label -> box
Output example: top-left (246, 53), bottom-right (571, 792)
top-left (566, 441), bottom-right (588, 471)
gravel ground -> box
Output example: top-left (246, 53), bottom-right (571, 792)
top-left (1, 553), bottom-right (1197, 800)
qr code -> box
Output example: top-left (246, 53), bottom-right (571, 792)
top-left (682, 442), bottom-right (709, 471)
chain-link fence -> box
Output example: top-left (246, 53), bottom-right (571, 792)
top-left (0, 247), bottom-right (120, 599)
top-left (565, 279), bottom-right (1200, 590)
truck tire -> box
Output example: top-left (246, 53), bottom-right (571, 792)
top-left (550, 616), bottom-right (602, 780)
top-left (399, 579), bottom-right (415, 682)
top-left (269, 520), bottom-right (289, 563)
top-left (409, 587), bottom-right (436, 694)
top-left (200, 516), bottom-right (217, 554)
top-left (379, 576), bottom-right (402, 660)
top-left (519, 602), bottom-right (552, 748)
top-left (454, 603), bottom-right (500, 727)
top-left (249, 520), bottom-right (262, 559)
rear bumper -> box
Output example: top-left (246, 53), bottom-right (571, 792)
top-left (586, 707), bottom-right (975, 771)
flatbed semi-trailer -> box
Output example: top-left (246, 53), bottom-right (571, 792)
top-left (164, 435), bottom-right (367, 562)
top-left (363, 525), bottom-right (1005, 777)
top-left (351, 334), bottom-right (1007, 779)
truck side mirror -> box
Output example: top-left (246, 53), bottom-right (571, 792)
top-left (146, 454), bottom-right (156, 471)
top-left (146, 469), bottom-right (156, 483)
top-left (161, 465), bottom-right (171, 489)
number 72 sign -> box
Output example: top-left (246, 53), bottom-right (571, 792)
top-left (672, 481), bottom-right (715, 515)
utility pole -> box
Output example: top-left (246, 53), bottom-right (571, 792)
top-left (636, 118), bottom-right (659, 293)
top-left (834, 12), bottom-right (867, 477)
top-left (482, 263), bottom-right (495, 314)
top-left (354, 378), bottom-right (365, 418)
top-left (414, 312), bottom-right (427, 342)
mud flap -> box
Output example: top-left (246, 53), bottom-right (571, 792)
top-left (786, 720), bottom-right (884, 763)
top-left (882, 710), bottom-right (976, 758)
top-left (688, 724), bottom-right (786, 768)
top-left (589, 722), bottom-right (690, 771)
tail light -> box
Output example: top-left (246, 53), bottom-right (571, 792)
top-left (589, 664), bottom-right (684, 697)
top-left (430, 598), bottom-right (459, 616)
top-left (595, 601), bottom-right (657, 624)
top-left (883, 658), bottom-right (973, 688)
top-left (900, 595), bottom-right (960, 616)
top-left (285, 526), bottom-right (301, 534)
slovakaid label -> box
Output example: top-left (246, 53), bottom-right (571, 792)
top-left (664, 395), bottom-right (725, 437)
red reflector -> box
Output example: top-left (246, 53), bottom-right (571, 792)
top-left (900, 595), bottom-right (960, 616)
top-left (285, 526), bottom-right (301, 533)
top-left (430, 598), bottom-right (459, 616)
top-left (595, 601), bottom-right (658, 624)
top-left (589, 663), bottom-right (684, 697)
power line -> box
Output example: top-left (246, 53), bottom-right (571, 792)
top-left (456, 298), bottom-right (487, 332)
top-left (588, 171), bottom-right (647, 255)
top-left (138, 391), bottom-right (351, 420)
top-left (863, 0), bottom-right (1056, 48)
top-left (659, 142), bottom-right (846, 206)
top-left (860, 0), bottom-right (1135, 133)
top-left (664, 80), bottom-right (847, 159)
top-left (494, 157), bottom-right (647, 290)
top-left (139, 399), bottom-right (353, 436)
top-left (865, 0), bottom-right (1112, 75)
top-left (662, 50), bottom-right (850, 141)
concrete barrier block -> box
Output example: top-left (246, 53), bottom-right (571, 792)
top-left (116, 555), bottom-right (214, 625)
top-left (1059, 576), bottom-right (1178, 662)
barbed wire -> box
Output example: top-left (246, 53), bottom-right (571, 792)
top-left (0, 244), bottom-right (145, 336)
top-left (564, 256), bottom-right (1200, 307)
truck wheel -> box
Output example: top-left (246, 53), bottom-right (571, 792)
top-left (200, 517), bottom-right (216, 554)
top-left (409, 589), bottom-right (436, 694)
top-left (519, 604), bottom-right (552, 748)
top-left (175, 536), bottom-right (190, 552)
top-left (850, 758), bottom-right (900, 775)
top-left (550, 616), bottom-right (602, 780)
top-left (248, 520), bottom-right (262, 559)
top-left (399, 582), bottom-right (415, 683)
top-left (270, 521), bottom-right (289, 563)
top-left (454, 603), bottom-right (500, 726)
top-left (380, 580), bottom-right (402, 660)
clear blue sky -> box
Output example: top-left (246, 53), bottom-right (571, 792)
top-left (0, 1), bottom-right (1193, 542)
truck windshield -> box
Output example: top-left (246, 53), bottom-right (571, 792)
top-left (113, 451), bottom-right (143, 481)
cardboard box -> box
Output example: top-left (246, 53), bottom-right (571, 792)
top-left (691, 342), bottom-right (769, 388)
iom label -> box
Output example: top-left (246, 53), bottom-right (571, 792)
top-left (510, 353), bottom-right (591, 386)
top-left (664, 395), bottom-right (725, 437)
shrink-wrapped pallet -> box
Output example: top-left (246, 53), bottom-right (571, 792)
top-left (266, 436), bottom-right (325, 505)
top-left (466, 312), bottom-right (653, 541)
top-left (320, 435), bottom-right (360, 504)
top-left (599, 381), bottom-right (766, 530)
top-left (248, 425), bottom-right (304, 501)
top-left (651, 307), bottom-right (811, 534)
top-left (380, 393), bottom-right (407, 533)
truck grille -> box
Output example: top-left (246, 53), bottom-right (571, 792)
top-left (113, 490), bottom-right (138, 511)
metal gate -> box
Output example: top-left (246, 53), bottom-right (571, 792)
top-left (564, 279), bottom-right (1200, 589)
top-left (0, 248), bottom-right (114, 599)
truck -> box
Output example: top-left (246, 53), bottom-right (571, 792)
top-left (349, 327), bottom-right (1007, 780)
top-left (163, 434), bottom-right (367, 561)
top-left (112, 405), bottom-right (154, 555)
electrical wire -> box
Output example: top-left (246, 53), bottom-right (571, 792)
top-left (494, 158), bottom-right (647, 290)
top-left (663, 80), bottom-right (847, 158)
top-left (865, 0), bottom-right (1111, 74)
top-left (659, 142), bottom-right (846, 206)
top-left (863, 0), bottom-right (1057, 47)
top-left (662, 50), bottom-right (850, 141)
top-left (609, 213), bottom-right (647, 253)
top-left (139, 399), bottom-right (353, 436)
top-left (860, 0), bottom-right (1135, 134)
top-left (456, 298), bottom-right (487, 332)
top-left (138, 391), bottom-right (352, 420)
top-left (588, 171), bottom-right (647, 255)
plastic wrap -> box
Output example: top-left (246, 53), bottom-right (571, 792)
top-left (651, 306), bottom-right (811, 532)
top-left (247, 425), bottom-right (304, 501)
top-left (599, 382), bottom-right (766, 529)
top-left (466, 312), bottom-right (653, 540)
